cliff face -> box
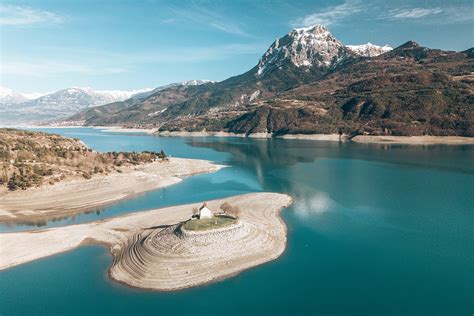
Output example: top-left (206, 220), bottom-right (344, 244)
top-left (73, 26), bottom-right (473, 137)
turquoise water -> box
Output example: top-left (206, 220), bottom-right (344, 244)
top-left (1, 128), bottom-right (473, 315)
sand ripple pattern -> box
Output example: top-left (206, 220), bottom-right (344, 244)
top-left (110, 202), bottom-right (287, 290)
top-left (0, 193), bottom-right (292, 291)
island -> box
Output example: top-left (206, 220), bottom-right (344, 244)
top-left (0, 193), bottom-right (293, 291)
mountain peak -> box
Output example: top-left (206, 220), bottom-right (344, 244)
top-left (346, 42), bottom-right (393, 57)
top-left (292, 24), bottom-right (329, 36)
top-left (385, 40), bottom-right (428, 59)
top-left (398, 40), bottom-right (421, 49)
top-left (256, 24), bottom-right (350, 76)
top-left (0, 86), bottom-right (33, 105)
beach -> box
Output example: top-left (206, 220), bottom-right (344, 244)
top-left (0, 192), bottom-right (292, 291)
top-left (0, 158), bottom-right (223, 224)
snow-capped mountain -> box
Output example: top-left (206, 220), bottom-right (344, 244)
top-left (346, 43), bottom-right (393, 57)
top-left (19, 87), bottom-right (151, 110)
top-left (0, 87), bottom-right (30, 107)
top-left (0, 87), bottom-right (152, 124)
top-left (256, 25), bottom-right (352, 77)
top-left (0, 86), bottom-right (50, 107)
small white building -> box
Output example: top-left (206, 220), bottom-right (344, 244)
top-left (198, 203), bottom-right (213, 219)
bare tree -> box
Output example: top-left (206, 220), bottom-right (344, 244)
top-left (220, 202), bottom-right (240, 218)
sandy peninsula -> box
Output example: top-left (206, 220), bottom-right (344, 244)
top-left (0, 158), bottom-right (222, 224)
top-left (0, 192), bottom-right (292, 291)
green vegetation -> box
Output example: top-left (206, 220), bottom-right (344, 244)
top-left (182, 215), bottom-right (237, 231)
top-left (0, 128), bottom-right (167, 191)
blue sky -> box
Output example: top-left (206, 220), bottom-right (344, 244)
top-left (1, 0), bottom-right (473, 93)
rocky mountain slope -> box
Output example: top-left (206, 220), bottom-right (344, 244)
top-left (227, 42), bottom-right (473, 136)
top-left (81, 25), bottom-right (356, 127)
top-left (66, 80), bottom-right (212, 123)
top-left (68, 25), bottom-right (473, 137)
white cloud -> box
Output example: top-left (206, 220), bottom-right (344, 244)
top-left (166, 6), bottom-right (248, 36)
top-left (388, 7), bottom-right (443, 20)
top-left (291, 0), bottom-right (362, 27)
top-left (0, 5), bottom-right (63, 26)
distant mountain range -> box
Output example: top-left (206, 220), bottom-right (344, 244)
top-left (65, 80), bottom-right (213, 123)
top-left (0, 86), bottom-right (154, 124)
top-left (0, 81), bottom-right (214, 125)
top-left (68, 24), bottom-right (472, 137)
top-left (0, 87), bottom-right (37, 106)
top-left (4, 24), bottom-right (473, 136)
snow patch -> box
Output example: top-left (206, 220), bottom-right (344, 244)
top-left (346, 43), bottom-right (393, 57)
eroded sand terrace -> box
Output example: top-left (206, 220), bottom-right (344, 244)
top-left (111, 218), bottom-right (275, 290)
top-left (0, 193), bottom-right (292, 291)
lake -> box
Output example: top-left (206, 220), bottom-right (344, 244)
top-left (1, 128), bottom-right (473, 315)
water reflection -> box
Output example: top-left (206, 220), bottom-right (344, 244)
top-left (187, 138), bottom-right (474, 174)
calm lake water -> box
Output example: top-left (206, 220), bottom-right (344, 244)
top-left (1, 128), bottom-right (473, 315)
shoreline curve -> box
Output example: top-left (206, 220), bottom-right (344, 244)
top-left (0, 193), bottom-right (293, 291)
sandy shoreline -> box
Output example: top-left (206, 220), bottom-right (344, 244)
top-left (350, 135), bottom-right (474, 145)
top-left (0, 193), bottom-right (292, 291)
top-left (8, 125), bottom-right (473, 144)
top-left (156, 131), bottom-right (473, 144)
top-left (0, 158), bottom-right (223, 224)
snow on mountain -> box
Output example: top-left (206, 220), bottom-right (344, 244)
top-left (0, 82), bottom-right (215, 124)
top-left (0, 86), bottom-right (29, 106)
top-left (21, 91), bottom-right (50, 100)
top-left (346, 43), bottom-right (393, 57)
top-left (0, 87), bottom-right (152, 124)
top-left (18, 87), bottom-right (153, 112)
top-left (74, 87), bottom-right (153, 101)
top-left (256, 24), bottom-right (351, 77)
